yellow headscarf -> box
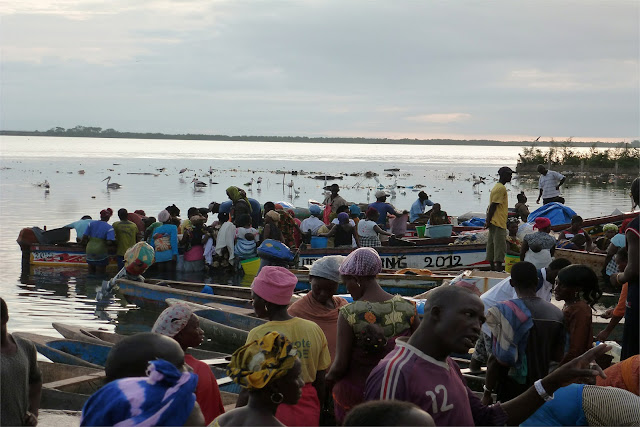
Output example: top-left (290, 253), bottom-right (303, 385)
top-left (226, 186), bottom-right (252, 213)
top-left (227, 331), bottom-right (298, 390)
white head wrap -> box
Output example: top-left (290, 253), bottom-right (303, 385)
top-left (151, 303), bottom-right (193, 337)
top-left (309, 255), bottom-right (345, 284)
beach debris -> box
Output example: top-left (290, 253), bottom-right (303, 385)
top-left (78, 170), bottom-right (85, 174)
top-left (102, 176), bottom-right (121, 189)
top-left (384, 168), bottom-right (400, 172)
top-left (313, 175), bottom-right (343, 180)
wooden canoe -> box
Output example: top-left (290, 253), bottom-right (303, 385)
top-left (115, 279), bottom-right (253, 310)
top-left (166, 299), bottom-right (265, 331)
top-left (39, 361), bottom-right (106, 411)
top-left (52, 323), bottom-right (113, 346)
top-left (554, 248), bottom-right (607, 280)
top-left (15, 332), bottom-right (103, 369)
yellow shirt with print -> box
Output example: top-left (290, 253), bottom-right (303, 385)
top-left (246, 317), bottom-right (331, 384)
top-left (489, 182), bottom-right (508, 229)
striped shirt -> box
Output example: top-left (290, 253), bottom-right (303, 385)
top-left (364, 338), bottom-right (507, 426)
top-left (538, 170), bottom-right (565, 199)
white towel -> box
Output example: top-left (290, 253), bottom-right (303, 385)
top-left (215, 222), bottom-right (237, 261)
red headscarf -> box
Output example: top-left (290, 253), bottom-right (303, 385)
top-left (533, 217), bottom-right (551, 230)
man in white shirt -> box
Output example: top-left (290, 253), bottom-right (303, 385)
top-left (536, 165), bottom-right (566, 205)
top-left (300, 205), bottom-right (325, 236)
top-left (468, 257), bottom-right (571, 372)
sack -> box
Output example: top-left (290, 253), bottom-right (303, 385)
top-left (257, 239), bottom-right (294, 261)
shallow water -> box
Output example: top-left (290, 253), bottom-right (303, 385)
top-left (0, 136), bottom-right (634, 337)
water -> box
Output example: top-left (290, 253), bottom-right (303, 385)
top-left (0, 136), bottom-right (634, 338)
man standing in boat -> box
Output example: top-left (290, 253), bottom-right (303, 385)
top-left (485, 167), bottom-right (513, 271)
top-left (323, 184), bottom-right (348, 222)
top-left (536, 165), bottom-right (566, 205)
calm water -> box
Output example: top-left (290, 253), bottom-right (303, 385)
top-left (0, 136), bottom-right (634, 340)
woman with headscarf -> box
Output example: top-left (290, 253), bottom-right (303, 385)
top-left (520, 217), bottom-right (556, 269)
top-left (288, 256), bottom-right (349, 365)
top-left (326, 248), bottom-right (419, 424)
top-left (226, 186), bottom-right (251, 222)
top-left (213, 332), bottom-right (304, 427)
top-left (238, 267), bottom-right (331, 426)
top-left (81, 208), bottom-right (115, 274)
top-left (261, 210), bottom-right (284, 243)
top-left (150, 209), bottom-right (178, 273)
top-left (152, 303), bottom-right (225, 424)
top-left (81, 358), bottom-right (203, 426)
top-left (180, 212), bottom-right (207, 272)
top-left (594, 223), bottom-right (618, 253)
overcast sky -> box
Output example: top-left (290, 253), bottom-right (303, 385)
top-left (1, 1), bottom-right (638, 141)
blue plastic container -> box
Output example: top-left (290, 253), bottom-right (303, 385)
top-left (310, 236), bottom-right (328, 248)
top-left (425, 224), bottom-right (453, 238)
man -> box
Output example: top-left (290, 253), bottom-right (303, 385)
top-left (469, 258), bottom-right (571, 372)
top-left (369, 190), bottom-right (404, 227)
top-left (112, 208), bottom-right (140, 269)
top-left (65, 215), bottom-right (93, 242)
top-left (485, 167), bottom-right (513, 271)
top-left (1, 297), bottom-right (42, 426)
top-left (536, 165), bottom-right (566, 205)
top-left (409, 191), bottom-right (434, 223)
top-left (301, 204), bottom-right (326, 236)
top-left (364, 285), bottom-right (609, 426)
top-left (323, 184), bottom-right (348, 214)
top-left (482, 262), bottom-right (565, 404)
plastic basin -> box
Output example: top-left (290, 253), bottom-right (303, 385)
top-left (310, 236), bottom-right (328, 248)
top-left (425, 224), bottom-right (453, 238)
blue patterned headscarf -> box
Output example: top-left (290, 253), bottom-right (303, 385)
top-left (81, 359), bottom-right (198, 426)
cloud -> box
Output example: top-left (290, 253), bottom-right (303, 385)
top-left (405, 113), bottom-right (472, 124)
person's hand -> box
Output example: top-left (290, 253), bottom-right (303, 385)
top-left (610, 273), bottom-right (623, 287)
top-left (595, 330), bottom-right (610, 343)
top-left (600, 307), bottom-right (614, 319)
top-left (23, 411), bottom-right (37, 426)
top-left (556, 186), bottom-right (560, 190)
top-left (481, 391), bottom-right (493, 406)
top-left (542, 344), bottom-right (609, 391)
top-left (536, 198), bottom-right (541, 204)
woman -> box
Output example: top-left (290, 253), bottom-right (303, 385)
top-left (288, 255), bottom-right (349, 364)
top-left (515, 191), bottom-right (530, 222)
top-left (595, 223), bottom-right (618, 252)
top-left (214, 332), bottom-right (304, 427)
top-left (81, 208), bottom-right (115, 274)
top-left (326, 248), bottom-right (419, 424)
top-left (554, 265), bottom-right (602, 365)
top-left (152, 303), bottom-right (225, 424)
top-left (428, 203), bottom-right (450, 225)
top-left (520, 216), bottom-right (556, 269)
top-left (240, 266), bottom-right (331, 426)
top-left (610, 177), bottom-right (639, 359)
top-left (276, 206), bottom-right (301, 248)
top-left (261, 210), bottom-right (284, 243)
top-left (150, 209), bottom-right (178, 273)
top-left (212, 212), bottom-right (236, 272)
top-left (227, 186), bottom-right (251, 222)
top-left (320, 212), bottom-right (360, 248)
top-left (357, 208), bottom-right (393, 247)
top-left (180, 213), bottom-right (207, 272)
top-left (558, 215), bottom-right (593, 249)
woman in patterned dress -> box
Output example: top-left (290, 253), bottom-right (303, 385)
top-left (357, 208), bottom-right (393, 247)
top-left (326, 247), bottom-right (419, 424)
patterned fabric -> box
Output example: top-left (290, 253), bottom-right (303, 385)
top-left (582, 385), bottom-right (640, 426)
top-left (506, 235), bottom-right (521, 253)
top-left (80, 359), bottom-right (198, 427)
top-left (359, 235), bottom-right (381, 248)
top-left (124, 241), bottom-right (155, 275)
top-left (278, 210), bottom-right (297, 247)
top-left (151, 303), bottom-right (193, 337)
top-left (339, 247), bottom-right (382, 276)
top-left (339, 295), bottom-right (416, 339)
top-left (523, 231), bottom-right (556, 251)
top-left (154, 233), bottom-right (171, 252)
top-left (227, 331), bottom-right (298, 390)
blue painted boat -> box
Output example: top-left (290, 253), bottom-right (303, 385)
top-left (115, 278), bottom-right (253, 310)
top-left (14, 332), bottom-right (103, 369)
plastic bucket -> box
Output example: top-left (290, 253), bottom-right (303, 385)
top-left (310, 236), bottom-right (328, 248)
top-left (415, 225), bottom-right (426, 238)
top-left (504, 254), bottom-right (519, 273)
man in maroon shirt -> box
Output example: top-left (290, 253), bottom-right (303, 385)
top-left (364, 285), bottom-right (610, 426)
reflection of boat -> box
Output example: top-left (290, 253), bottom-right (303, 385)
top-left (115, 278), bottom-right (253, 310)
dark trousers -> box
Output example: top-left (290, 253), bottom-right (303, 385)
top-left (543, 196), bottom-right (565, 205)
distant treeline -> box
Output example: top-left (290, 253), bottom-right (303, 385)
top-left (518, 138), bottom-right (640, 169)
top-left (1, 125), bottom-right (639, 148)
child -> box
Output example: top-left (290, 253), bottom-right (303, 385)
top-left (515, 192), bottom-right (530, 222)
top-left (554, 265), bottom-right (602, 365)
top-left (234, 214), bottom-right (259, 260)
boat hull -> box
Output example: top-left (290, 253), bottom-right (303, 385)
top-left (22, 243), bottom-right (118, 269)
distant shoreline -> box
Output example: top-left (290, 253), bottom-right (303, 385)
top-left (1, 129), bottom-right (638, 148)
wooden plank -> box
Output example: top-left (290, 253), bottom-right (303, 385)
top-left (43, 372), bottom-right (106, 389)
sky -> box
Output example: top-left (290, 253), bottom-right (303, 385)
top-left (1, 0), bottom-right (638, 142)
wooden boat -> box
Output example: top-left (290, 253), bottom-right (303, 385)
top-left (52, 323), bottom-right (114, 346)
top-left (39, 361), bottom-right (106, 410)
top-left (554, 248), bottom-right (606, 279)
top-left (167, 299), bottom-right (265, 331)
top-left (297, 243), bottom-right (488, 270)
top-left (15, 332), bottom-right (103, 368)
top-left (115, 278), bottom-right (253, 310)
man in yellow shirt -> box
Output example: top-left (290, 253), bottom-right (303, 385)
top-left (485, 167), bottom-right (513, 271)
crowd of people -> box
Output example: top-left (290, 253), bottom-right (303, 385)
top-left (4, 174), bottom-right (638, 426)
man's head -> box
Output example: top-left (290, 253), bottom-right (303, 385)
top-left (517, 191), bottom-right (527, 204)
top-left (81, 215), bottom-right (92, 220)
top-left (546, 258), bottom-right (571, 284)
top-left (432, 203), bottom-right (441, 213)
top-left (537, 164), bottom-right (548, 175)
top-left (264, 201), bottom-right (275, 214)
top-left (498, 166), bottom-right (514, 183)
top-left (117, 208), bottom-right (128, 221)
top-left (105, 332), bottom-right (185, 382)
top-left (510, 261), bottom-right (538, 291)
top-left (418, 191), bottom-right (428, 201)
top-left (420, 286), bottom-right (484, 356)
top-left (344, 400), bottom-right (435, 426)
top-left (208, 202), bottom-right (221, 214)
top-left (330, 184), bottom-right (340, 195)
top-left (375, 190), bottom-right (389, 201)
